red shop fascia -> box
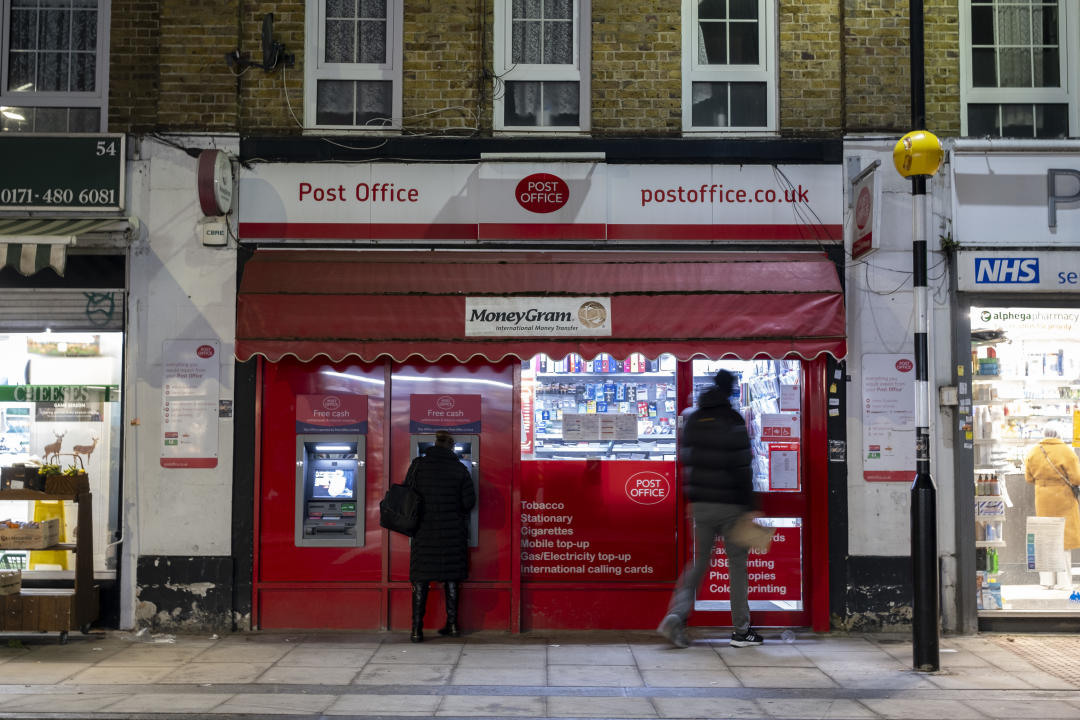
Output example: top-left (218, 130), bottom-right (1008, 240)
top-left (236, 159), bottom-right (847, 633)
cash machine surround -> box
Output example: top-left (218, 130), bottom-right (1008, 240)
top-left (295, 435), bottom-right (365, 547)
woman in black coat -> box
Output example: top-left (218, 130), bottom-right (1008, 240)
top-left (408, 430), bottom-right (476, 642)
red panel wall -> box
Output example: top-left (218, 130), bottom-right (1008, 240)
top-left (259, 359), bottom-right (387, 584)
top-left (387, 361), bottom-right (516, 586)
top-left (254, 356), bottom-right (827, 631)
top-left (258, 589), bottom-right (384, 629)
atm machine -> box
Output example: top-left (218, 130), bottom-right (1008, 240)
top-left (410, 434), bottom-right (479, 547)
top-left (295, 434), bottom-right (365, 547)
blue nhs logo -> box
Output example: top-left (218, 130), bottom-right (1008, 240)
top-left (974, 257), bottom-right (1040, 284)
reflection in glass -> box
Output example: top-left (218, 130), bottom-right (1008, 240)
top-left (505, 81), bottom-right (579, 127)
top-left (691, 81), bottom-right (766, 128)
top-left (316, 79), bottom-right (392, 126)
top-left (512, 0), bottom-right (573, 64)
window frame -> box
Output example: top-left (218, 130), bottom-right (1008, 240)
top-left (958, 0), bottom-right (1079, 137)
top-left (681, 0), bottom-right (777, 133)
top-left (493, 0), bottom-right (591, 133)
top-left (304, 0), bottom-right (404, 132)
top-left (0, 0), bottom-right (111, 133)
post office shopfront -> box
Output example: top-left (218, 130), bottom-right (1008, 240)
top-left (235, 154), bottom-right (847, 632)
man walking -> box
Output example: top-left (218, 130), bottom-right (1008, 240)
top-left (658, 369), bottom-right (763, 648)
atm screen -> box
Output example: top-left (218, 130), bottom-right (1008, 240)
top-left (418, 441), bottom-right (472, 458)
top-left (312, 468), bottom-right (355, 499)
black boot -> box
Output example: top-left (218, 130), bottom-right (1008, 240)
top-left (410, 582), bottom-right (428, 643)
top-left (438, 581), bottom-right (460, 637)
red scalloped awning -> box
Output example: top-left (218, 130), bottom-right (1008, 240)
top-left (236, 250), bottom-right (846, 363)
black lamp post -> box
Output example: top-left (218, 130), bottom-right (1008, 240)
top-left (893, 0), bottom-right (943, 673)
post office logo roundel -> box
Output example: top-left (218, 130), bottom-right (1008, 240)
top-left (578, 301), bottom-right (607, 329)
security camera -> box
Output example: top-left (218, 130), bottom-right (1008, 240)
top-left (225, 14), bottom-right (295, 72)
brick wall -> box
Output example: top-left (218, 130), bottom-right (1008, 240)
top-left (238, 2), bottom-right (304, 133)
top-left (108, 0), bottom-right (963, 138)
top-left (779, 1), bottom-right (843, 136)
top-left (403, 0), bottom-right (485, 133)
top-left (842, 0), bottom-right (960, 135)
top-left (592, 2), bottom-right (681, 136)
top-left (924, 0), bottom-right (960, 135)
top-left (109, 0), bottom-right (162, 131)
top-left (156, 0), bottom-right (240, 130)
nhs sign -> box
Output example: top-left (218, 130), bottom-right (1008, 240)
top-left (973, 257), bottom-right (1039, 284)
top-left (958, 251), bottom-right (1080, 292)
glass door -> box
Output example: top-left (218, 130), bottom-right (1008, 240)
top-left (689, 359), bottom-right (809, 625)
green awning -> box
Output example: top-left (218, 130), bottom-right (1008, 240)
top-left (0, 217), bottom-right (136, 276)
top-left (1, 241), bottom-right (67, 275)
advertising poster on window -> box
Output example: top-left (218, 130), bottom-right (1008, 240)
top-left (160, 340), bottom-right (220, 469)
top-left (862, 354), bottom-right (915, 482)
top-left (695, 522), bottom-right (802, 606)
top-left (295, 394), bottom-right (368, 434)
top-left (409, 394), bottom-right (481, 434)
top-left (26, 386), bottom-right (111, 481)
top-left (519, 461), bottom-right (677, 582)
top-left (768, 443), bottom-right (800, 491)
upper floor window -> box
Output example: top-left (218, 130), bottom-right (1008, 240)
top-left (682, 0), bottom-right (776, 132)
top-left (960, 0), bottom-right (1077, 138)
top-left (1, 0), bottom-right (109, 133)
top-left (493, 0), bottom-right (590, 132)
top-left (305, 0), bottom-right (403, 130)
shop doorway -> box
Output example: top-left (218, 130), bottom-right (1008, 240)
top-left (970, 306), bottom-right (1080, 615)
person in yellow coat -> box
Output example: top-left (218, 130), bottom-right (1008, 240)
top-left (1025, 425), bottom-right (1080, 589)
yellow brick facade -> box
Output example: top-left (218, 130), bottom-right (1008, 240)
top-left (107, 1), bottom-right (964, 137)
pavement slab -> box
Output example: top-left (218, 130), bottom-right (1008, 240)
top-left (0, 630), bottom-right (1074, 719)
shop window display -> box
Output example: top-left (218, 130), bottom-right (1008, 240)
top-left (692, 359), bottom-right (802, 492)
top-left (0, 333), bottom-right (121, 575)
top-left (521, 354), bottom-right (678, 460)
top-left (971, 307), bottom-right (1080, 612)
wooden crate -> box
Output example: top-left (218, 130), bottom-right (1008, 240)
top-left (0, 518), bottom-right (60, 549)
top-left (0, 570), bottom-right (20, 596)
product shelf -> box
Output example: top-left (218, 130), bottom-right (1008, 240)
top-left (973, 438), bottom-right (1058, 445)
top-left (973, 398), bottom-right (1077, 404)
top-left (975, 540), bottom-right (1007, 548)
top-left (973, 376), bottom-right (1080, 384)
top-left (535, 372), bottom-right (674, 380)
top-left (535, 433), bottom-right (674, 440)
top-left (0, 480), bottom-right (98, 643)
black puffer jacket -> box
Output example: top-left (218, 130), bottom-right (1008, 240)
top-left (680, 386), bottom-right (754, 506)
top-left (408, 445), bottom-right (476, 582)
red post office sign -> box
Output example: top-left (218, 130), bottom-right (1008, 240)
top-left (409, 394), bottom-right (481, 433)
top-left (520, 461), bottom-right (678, 582)
top-left (295, 394), bottom-right (368, 434)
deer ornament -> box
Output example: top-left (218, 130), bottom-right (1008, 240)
top-left (43, 430), bottom-right (67, 464)
top-left (72, 436), bottom-right (98, 466)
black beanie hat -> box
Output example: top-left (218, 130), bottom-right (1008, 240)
top-left (714, 369), bottom-right (737, 395)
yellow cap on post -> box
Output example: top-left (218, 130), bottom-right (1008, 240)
top-left (893, 130), bottom-right (943, 178)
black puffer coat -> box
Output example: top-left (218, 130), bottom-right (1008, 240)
top-left (680, 386), bottom-right (754, 507)
top-left (408, 445), bottom-right (476, 582)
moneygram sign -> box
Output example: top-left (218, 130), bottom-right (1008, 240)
top-left (465, 297), bottom-right (612, 337)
